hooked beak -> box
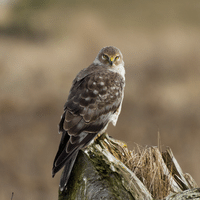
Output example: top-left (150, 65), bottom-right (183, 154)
top-left (109, 57), bottom-right (114, 66)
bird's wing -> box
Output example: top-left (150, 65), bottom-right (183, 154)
top-left (52, 68), bottom-right (125, 176)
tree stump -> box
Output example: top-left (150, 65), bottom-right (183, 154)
top-left (58, 133), bottom-right (200, 200)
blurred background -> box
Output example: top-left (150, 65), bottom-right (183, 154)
top-left (0, 0), bottom-right (200, 199)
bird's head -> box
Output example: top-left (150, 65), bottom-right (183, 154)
top-left (94, 46), bottom-right (124, 67)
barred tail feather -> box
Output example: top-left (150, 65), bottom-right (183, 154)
top-left (59, 150), bottom-right (79, 191)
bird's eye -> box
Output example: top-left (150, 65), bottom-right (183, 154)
top-left (115, 56), bottom-right (120, 61)
top-left (102, 54), bottom-right (108, 60)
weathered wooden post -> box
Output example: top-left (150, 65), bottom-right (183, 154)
top-left (58, 133), bottom-right (200, 200)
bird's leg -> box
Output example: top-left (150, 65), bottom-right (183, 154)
top-left (94, 133), bottom-right (102, 141)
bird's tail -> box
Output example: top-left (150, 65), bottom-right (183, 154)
top-left (59, 150), bottom-right (79, 191)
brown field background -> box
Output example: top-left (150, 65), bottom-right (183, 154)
top-left (0, 0), bottom-right (200, 199)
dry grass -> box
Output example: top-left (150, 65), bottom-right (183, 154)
top-left (101, 133), bottom-right (198, 199)
top-left (128, 146), bottom-right (171, 199)
top-left (1, 1), bottom-right (200, 199)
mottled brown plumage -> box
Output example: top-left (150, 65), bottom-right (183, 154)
top-left (52, 46), bottom-right (125, 191)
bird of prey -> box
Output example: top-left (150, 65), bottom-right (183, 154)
top-left (52, 46), bottom-right (125, 191)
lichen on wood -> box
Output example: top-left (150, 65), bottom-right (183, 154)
top-left (58, 133), bottom-right (199, 200)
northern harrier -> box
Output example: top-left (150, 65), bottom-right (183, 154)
top-left (52, 46), bottom-right (125, 191)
